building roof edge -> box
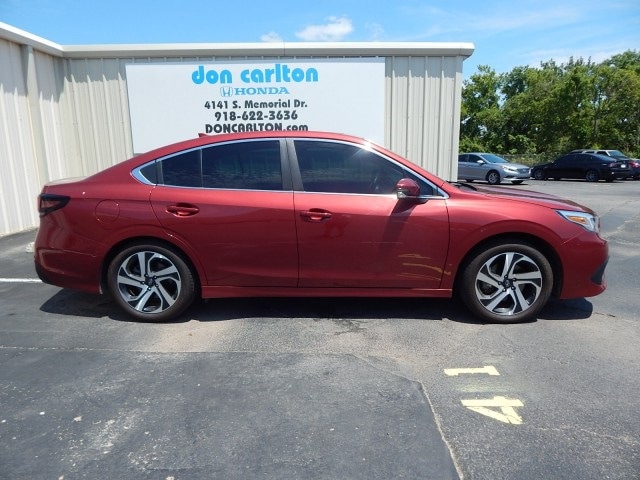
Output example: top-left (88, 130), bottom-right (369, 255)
top-left (1, 23), bottom-right (474, 59)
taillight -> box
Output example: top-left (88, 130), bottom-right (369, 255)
top-left (38, 193), bottom-right (70, 217)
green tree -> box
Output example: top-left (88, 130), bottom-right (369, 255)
top-left (460, 50), bottom-right (640, 157)
top-left (460, 65), bottom-right (502, 152)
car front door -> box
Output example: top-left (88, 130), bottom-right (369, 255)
top-left (290, 139), bottom-right (450, 289)
top-left (556, 154), bottom-right (579, 179)
top-left (149, 139), bottom-right (298, 287)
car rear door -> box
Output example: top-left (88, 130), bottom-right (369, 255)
top-left (457, 154), bottom-right (473, 179)
top-left (149, 139), bottom-right (298, 287)
top-left (290, 139), bottom-right (450, 289)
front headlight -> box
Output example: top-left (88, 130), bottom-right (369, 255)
top-left (501, 166), bottom-right (518, 173)
top-left (557, 210), bottom-right (599, 232)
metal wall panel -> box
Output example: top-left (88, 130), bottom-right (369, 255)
top-left (385, 55), bottom-right (463, 182)
top-left (0, 39), bottom-right (40, 235)
top-left (58, 57), bottom-right (135, 176)
top-left (0, 30), bottom-right (470, 236)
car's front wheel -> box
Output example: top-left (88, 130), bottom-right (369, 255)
top-left (459, 242), bottom-right (553, 323)
top-left (486, 170), bottom-right (501, 185)
top-left (107, 242), bottom-right (196, 322)
top-left (533, 169), bottom-right (546, 180)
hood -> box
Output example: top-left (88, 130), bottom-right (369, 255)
top-left (502, 162), bottom-right (530, 169)
top-left (468, 184), bottom-right (592, 213)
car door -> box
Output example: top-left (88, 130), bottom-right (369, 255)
top-left (551, 154), bottom-right (575, 179)
top-left (149, 139), bottom-right (298, 287)
top-left (290, 139), bottom-right (450, 289)
top-left (457, 154), bottom-right (474, 180)
top-left (465, 154), bottom-right (487, 180)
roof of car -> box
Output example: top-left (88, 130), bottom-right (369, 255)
top-left (570, 148), bottom-right (628, 156)
top-left (560, 152), bottom-right (622, 161)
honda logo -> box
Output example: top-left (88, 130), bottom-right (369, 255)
top-left (220, 86), bottom-right (234, 97)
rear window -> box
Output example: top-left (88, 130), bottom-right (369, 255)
top-left (161, 150), bottom-right (202, 187)
top-left (137, 140), bottom-right (283, 190)
top-left (201, 141), bottom-right (282, 190)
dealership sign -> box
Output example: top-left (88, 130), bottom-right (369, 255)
top-left (125, 59), bottom-right (385, 153)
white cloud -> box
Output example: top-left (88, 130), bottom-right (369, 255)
top-left (295, 16), bottom-right (354, 41)
top-left (260, 31), bottom-right (283, 42)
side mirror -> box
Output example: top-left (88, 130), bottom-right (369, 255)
top-left (396, 178), bottom-right (421, 199)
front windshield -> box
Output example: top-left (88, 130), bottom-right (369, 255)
top-left (482, 154), bottom-right (508, 164)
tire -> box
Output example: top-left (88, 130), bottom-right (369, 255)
top-left (533, 169), bottom-right (546, 180)
top-left (107, 242), bottom-right (196, 322)
top-left (486, 170), bottom-right (501, 185)
top-left (585, 170), bottom-right (599, 182)
top-left (458, 242), bottom-right (553, 323)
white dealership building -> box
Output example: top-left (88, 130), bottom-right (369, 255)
top-left (0, 22), bottom-right (474, 236)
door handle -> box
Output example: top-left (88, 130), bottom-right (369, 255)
top-left (300, 209), bottom-right (332, 222)
top-left (166, 204), bottom-right (200, 216)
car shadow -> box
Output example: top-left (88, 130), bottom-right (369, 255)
top-left (39, 289), bottom-right (594, 324)
top-left (537, 298), bottom-right (594, 320)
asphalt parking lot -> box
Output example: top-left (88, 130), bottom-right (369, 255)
top-left (1, 179), bottom-right (639, 479)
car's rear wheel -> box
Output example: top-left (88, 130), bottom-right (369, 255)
top-left (107, 242), bottom-right (196, 322)
top-left (459, 242), bottom-right (553, 323)
top-left (585, 170), bottom-right (599, 182)
top-left (486, 170), bottom-right (501, 185)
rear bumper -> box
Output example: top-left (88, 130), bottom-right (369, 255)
top-left (34, 224), bottom-right (103, 294)
top-left (610, 168), bottom-right (630, 179)
top-left (34, 248), bottom-right (102, 294)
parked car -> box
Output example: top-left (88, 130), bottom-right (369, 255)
top-left (35, 131), bottom-right (608, 324)
top-left (457, 153), bottom-right (531, 185)
top-left (531, 152), bottom-right (630, 182)
top-left (571, 148), bottom-right (630, 159)
top-left (571, 149), bottom-right (637, 180)
top-left (629, 158), bottom-right (640, 180)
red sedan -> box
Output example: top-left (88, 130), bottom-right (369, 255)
top-left (35, 131), bottom-right (608, 323)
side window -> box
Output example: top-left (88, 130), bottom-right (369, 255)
top-left (138, 162), bottom-right (158, 184)
top-left (201, 140), bottom-right (282, 190)
top-left (160, 150), bottom-right (202, 187)
top-left (458, 154), bottom-right (467, 163)
top-left (294, 140), bottom-right (407, 194)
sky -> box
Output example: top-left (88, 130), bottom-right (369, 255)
top-left (1, 0), bottom-right (639, 78)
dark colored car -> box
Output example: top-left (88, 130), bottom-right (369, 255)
top-left (570, 149), bottom-right (637, 179)
top-left (35, 131), bottom-right (608, 324)
top-left (457, 153), bottom-right (531, 185)
top-left (531, 152), bottom-right (630, 182)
